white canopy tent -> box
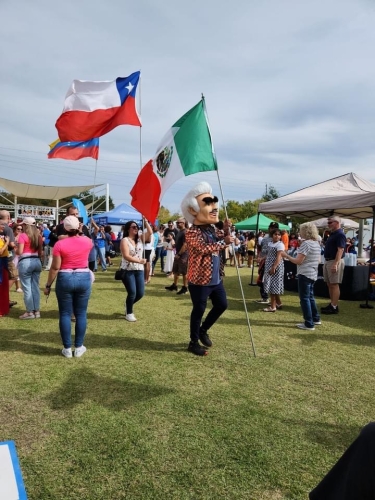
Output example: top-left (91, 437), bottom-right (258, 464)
top-left (311, 217), bottom-right (370, 230)
top-left (258, 173), bottom-right (375, 219)
top-left (0, 177), bottom-right (107, 221)
top-left (259, 172), bottom-right (375, 305)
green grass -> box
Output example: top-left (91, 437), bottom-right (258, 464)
top-left (1, 262), bottom-right (375, 499)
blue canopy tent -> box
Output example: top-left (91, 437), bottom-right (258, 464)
top-left (92, 203), bottom-right (143, 226)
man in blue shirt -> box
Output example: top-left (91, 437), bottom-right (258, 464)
top-left (321, 215), bottom-right (346, 314)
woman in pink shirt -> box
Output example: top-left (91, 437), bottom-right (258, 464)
top-left (44, 216), bottom-right (93, 358)
top-left (16, 217), bottom-right (43, 319)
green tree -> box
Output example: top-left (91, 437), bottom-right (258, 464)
top-left (262, 184), bottom-right (280, 202)
top-left (157, 206), bottom-right (172, 224)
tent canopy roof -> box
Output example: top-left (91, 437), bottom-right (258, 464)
top-left (0, 177), bottom-right (100, 200)
top-left (259, 173), bottom-right (375, 219)
top-left (236, 213), bottom-right (289, 231)
top-left (92, 203), bottom-right (142, 224)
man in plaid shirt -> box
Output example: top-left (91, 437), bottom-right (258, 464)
top-left (181, 182), bottom-right (234, 356)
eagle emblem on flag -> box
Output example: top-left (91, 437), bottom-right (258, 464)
top-left (156, 146), bottom-right (173, 178)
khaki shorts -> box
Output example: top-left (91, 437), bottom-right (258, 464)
top-left (323, 260), bottom-right (345, 284)
top-left (8, 261), bottom-right (19, 280)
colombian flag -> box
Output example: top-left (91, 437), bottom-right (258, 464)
top-left (48, 138), bottom-right (99, 160)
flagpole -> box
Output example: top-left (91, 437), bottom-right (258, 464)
top-left (91, 159), bottom-right (98, 218)
top-left (202, 94), bottom-right (257, 358)
top-left (138, 72), bottom-right (146, 258)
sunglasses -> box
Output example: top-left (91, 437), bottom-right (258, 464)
top-left (16, 227), bottom-right (22, 230)
top-left (129, 225), bottom-right (138, 229)
top-left (202, 196), bottom-right (218, 205)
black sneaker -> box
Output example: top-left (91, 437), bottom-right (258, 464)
top-left (199, 329), bottom-right (212, 347)
top-left (321, 304), bottom-right (339, 314)
top-left (176, 286), bottom-right (188, 295)
top-left (165, 284), bottom-right (178, 292)
top-left (188, 341), bottom-right (208, 356)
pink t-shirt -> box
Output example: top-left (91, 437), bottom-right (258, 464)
top-left (18, 233), bottom-right (39, 254)
top-left (53, 236), bottom-right (93, 269)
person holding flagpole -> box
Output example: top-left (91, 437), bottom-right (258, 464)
top-left (181, 182), bottom-right (234, 356)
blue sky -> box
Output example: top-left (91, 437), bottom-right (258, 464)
top-left (1, 0), bottom-right (375, 213)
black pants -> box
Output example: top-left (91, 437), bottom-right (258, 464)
top-left (310, 422), bottom-right (375, 499)
top-left (188, 281), bottom-right (228, 343)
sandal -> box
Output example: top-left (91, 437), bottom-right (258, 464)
top-left (263, 307), bottom-right (276, 313)
top-left (276, 304), bottom-right (283, 310)
top-left (19, 312), bottom-right (35, 320)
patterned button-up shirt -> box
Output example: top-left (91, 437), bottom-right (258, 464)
top-left (185, 225), bottom-right (226, 285)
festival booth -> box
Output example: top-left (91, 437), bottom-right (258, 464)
top-left (0, 177), bottom-right (103, 223)
top-left (92, 203), bottom-right (142, 226)
top-left (258, 173), bottom-right (375, 302)
top-left (236, 213), bottom-right (289, 231)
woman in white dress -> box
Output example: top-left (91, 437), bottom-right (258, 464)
top-left (262, 229), bottom-right (285, 312)
top-left (164, 233), bottom-right (175, 275)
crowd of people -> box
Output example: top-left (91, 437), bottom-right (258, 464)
top-left (1, 198), bottom-right (374, 360)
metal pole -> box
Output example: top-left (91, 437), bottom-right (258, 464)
top-left (202, 95), bottom-right (257, 357)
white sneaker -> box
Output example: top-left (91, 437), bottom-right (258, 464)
top-left (74, 345), bottom-right (87, 358)
top-left (16, 288), bottom-right (23, 293)
top-left (62, 348), bottom-right (72, 358)
top-left (314, 321), bottom-right (322, 325)
top-left (296, 323), bottom-right (315, 331)
top-left (125, 313), bottom-right (137, 322)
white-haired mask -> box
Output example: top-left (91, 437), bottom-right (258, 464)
top-left (181, 181), bottom-right (219, 225)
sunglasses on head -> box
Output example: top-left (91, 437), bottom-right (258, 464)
top-left (202, 196), bottom-right (218, 205)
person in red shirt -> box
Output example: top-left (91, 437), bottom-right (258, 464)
top-left (181, 182), bottom-right (234, 356)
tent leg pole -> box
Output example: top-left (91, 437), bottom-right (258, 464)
top-left (249, 212), bottom-right (260, 286)
top-left (360, 207), bottom-right (375, 309)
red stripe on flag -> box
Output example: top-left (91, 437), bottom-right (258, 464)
top-left (48, 145), bottom-right (99, 160)
top-left (130, 160), bottom-right (161, 223)
top-left (56, 97), bottom-right (141, 142)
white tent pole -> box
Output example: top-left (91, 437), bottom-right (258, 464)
top-left (106, 183), bottom-right (109, 212)
top-left (14, 196), bottom-right (17, 222)
top-left (56, 199), bottom-right (59, 224)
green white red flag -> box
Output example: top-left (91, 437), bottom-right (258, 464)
top-left (130, 100), bottom-right (217, 221)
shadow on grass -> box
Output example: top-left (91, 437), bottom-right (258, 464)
top-left (289, 332), bottom-right (375, 347)
top-left (0, 329), bottom-right (187, 355)
top-left (47, 367), bottom-right (175, 411)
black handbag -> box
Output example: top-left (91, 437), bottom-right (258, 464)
top-left (114, 267), bottom-right (125, 281)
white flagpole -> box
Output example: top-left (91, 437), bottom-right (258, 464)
top-left (202, 94), bottom-right (257, 357)
top-left (138, 73), bottom-right (146, 258)
top-left (91, 159), bottom-right (98, 218)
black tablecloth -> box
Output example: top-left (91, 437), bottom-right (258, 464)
top-left (284, 261), bottom-right (369, 301)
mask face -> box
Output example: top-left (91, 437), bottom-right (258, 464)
top-left (193, 193), bottom-right (219, 225)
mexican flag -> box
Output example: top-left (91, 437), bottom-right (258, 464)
top-left (130, 100), bottom-right (217, 221)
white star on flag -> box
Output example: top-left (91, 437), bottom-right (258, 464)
top-left (125, 82), bottom-right (134, 94)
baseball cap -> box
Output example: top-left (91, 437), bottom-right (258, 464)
top-left (63, 215), bottom-right (80, 231)
top-left (21, 217), bottom-right (36, 225)
top-left (269, 222), bottom-right (279, 229)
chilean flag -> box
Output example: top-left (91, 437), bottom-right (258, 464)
top-left (48, 138), bottom-right (99, 160)
top-left (55, 71), bottom-right (141, 142)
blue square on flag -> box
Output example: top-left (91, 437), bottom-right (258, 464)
top-left (0, 441), bottom-right (27, 499)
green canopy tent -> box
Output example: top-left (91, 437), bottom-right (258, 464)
top-left (235, 213), bottom-right (289, 231)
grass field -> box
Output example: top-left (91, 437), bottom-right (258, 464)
top-left (1, 262), bottom-right (374, 499)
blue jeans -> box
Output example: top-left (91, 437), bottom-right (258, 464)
top-left (55, 272), bottom-right (92, 348)
top-left (94, 246), bottom-right (107, 271)
top-left (152, 246), bottom-right (165, 272)
top-left (18, 257), bottom-right (42, 312)
top-left (122, 270), bottom-right (145, 314)
top-left (188, 280), bottom-right (228, 342)
top-left (298, 275), bottom-right (320, 328)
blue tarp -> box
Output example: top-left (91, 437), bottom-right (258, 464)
top-left (92, 203), bottom-right (143, 226)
